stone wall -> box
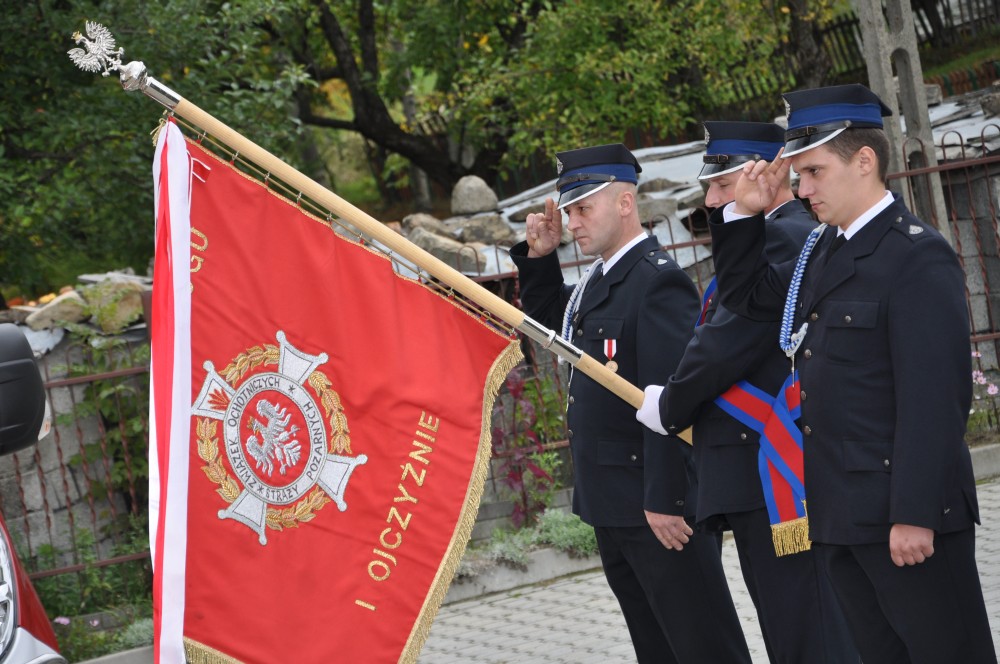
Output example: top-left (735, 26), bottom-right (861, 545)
top-left (944, 164), bottom-right (1000, 371)
top-left (3, 337), bottom-right (138, 566)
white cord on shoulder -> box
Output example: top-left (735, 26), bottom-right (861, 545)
top-left (559, 259), bottom-right (604, 365)
top-left (779, 224), bottom-right (828, 359)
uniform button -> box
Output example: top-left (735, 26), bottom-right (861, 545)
top-left (598, 327), bottom-right (604, 334)
top-left (630, 454), bottom-right (638, 461)
top-left (944, 507), bottom-right (951, 514)
top-left (576, 329), bottom-right (583, 337)
top-left (675, 500), bottom-right (685, 506)
top-left (567, 429), bottom-right (574, 439)
top-left (804, 349), bottom-right (812, 359)
top-left (844, 315), bottom-right (853, 324)
top-left (649, 251), bottom-right (656, 257)
top-left (800, 390), bottom-right (807, 401)
top-left (883, 458), bottom-right (890, 467)
top-left (803, 425), bottom-right (812, 436)
top-left (809, 312), bottom-right (819, 321)
top-left (568, 396), bottom-right (575, 405)
top-left (895, 216), bottom-right (902, 223)
top-left (739, 433), bottom-right (747, 440)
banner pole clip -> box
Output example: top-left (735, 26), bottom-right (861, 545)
top-left (517, 317), bottom-right (583, 365)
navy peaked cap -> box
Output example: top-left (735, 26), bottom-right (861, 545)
top-left (699, 121), bottom-right (785, 180)
top-left (782, 83), bottom-right (893, 157)
top-left (554, 143), bottom-right (641, 210)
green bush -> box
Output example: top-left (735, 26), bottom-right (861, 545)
top-left (457, 509), bottom-right (597, 578)
top-left (116, 618), bottom-right (154, 650)
top-left (534, 508), bottom-right (598, 558)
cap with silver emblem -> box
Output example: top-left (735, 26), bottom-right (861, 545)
top-left (782, 83), bottom-right (892, 157)
top-left (555, 143), bottom-right (641, 210)
top-left (699, 121), bottom-right (785, 180)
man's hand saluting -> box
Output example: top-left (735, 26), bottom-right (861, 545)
top-left (525, 197), bottom-right (564, 258)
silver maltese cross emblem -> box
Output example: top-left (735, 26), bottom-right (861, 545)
top-left (192, 331), bottom-right (367, 545)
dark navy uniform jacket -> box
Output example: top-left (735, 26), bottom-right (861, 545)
top-left (510, 235), bottom-right (701, 527)
top-left (659, 200), bottom-right (817, 527)
top-left (709, 196), bottom-right (979, 545)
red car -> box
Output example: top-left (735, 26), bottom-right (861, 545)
top-left (0, 324), bottom-right (65, 663)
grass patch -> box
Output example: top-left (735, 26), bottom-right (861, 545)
top-left (923, 44), bottom-right (1000, 78)
top-left (456, 509), bottom-right (597, 579)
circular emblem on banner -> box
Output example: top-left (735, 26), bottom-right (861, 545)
top-left (223, 371), bottom-right (326, 506)
top-left (192, 331), bottom-right (367, 545)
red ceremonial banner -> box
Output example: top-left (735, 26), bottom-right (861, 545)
top-left (150, 120), bottom-right (521, 664)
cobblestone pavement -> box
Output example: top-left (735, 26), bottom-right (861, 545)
top-left (419, 479), bottom-right (1000, 663)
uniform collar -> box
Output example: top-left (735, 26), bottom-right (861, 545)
top-left (842, 190), bottom-right (894, 240)
top-left (766, 199), bottom-right (797, 219)
top-left (603, 231), bottom-right (648, 273)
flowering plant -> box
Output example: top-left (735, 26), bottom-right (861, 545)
top-left (969, 351), bottom-right (1000, 438)
top-left (971, 350), bottom-right (999, 402)
top-left (972, 368), bottom-right (999, 398)
top-left (491, 366), bottom-right (566, 527)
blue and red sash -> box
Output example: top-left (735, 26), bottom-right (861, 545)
top-left (696, 277), bottom-right (717, 327)
top-left (714, 372), bottom-right (811, 556)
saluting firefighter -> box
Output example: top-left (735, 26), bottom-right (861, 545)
top-left (637, 121), bottom-right (859, 664)
top-left (510, 144), bottom-right (751, 664)
top-left (703, 84), bottom-right (996, 663)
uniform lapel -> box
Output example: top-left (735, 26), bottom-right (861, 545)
top-left (575, 236), bottom-right (653, 320)
top-left (808, 205), bottom-right (895, 303)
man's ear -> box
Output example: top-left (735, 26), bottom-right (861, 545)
top-left (619, 188), bottom-right (635, 216)
top-left (856, 146), bottom-right (877, 177)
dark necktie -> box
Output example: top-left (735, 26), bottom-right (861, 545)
top-left (824, 233), bottom-right (846, 265)
top-left (587, 264), bottom-right (604, 292)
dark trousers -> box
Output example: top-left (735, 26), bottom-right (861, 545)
top-left (813, 527), bottom-right (997, 664)
top-left (726, 508), bottom-right (859, 663)
top-left (595, 525), bottom-right (751, 664)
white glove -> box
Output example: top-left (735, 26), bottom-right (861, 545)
top-left (636, 385), bottom-right (667, 435)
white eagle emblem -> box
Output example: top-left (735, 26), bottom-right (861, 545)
top-left (246, 401), bottom-right (302, 477)
top-left (68, 21), bottom-right (124, 77)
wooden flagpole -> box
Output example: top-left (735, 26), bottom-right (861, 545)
top-left (70, 25), bottom-right (691, 444)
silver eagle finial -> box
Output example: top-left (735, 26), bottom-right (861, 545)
top-left (68, 21), bottom-right (124, 77)
top-left (67, 22), bottom-right (180, 109)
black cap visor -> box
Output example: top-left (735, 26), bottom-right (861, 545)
top-left (698, 154), bottom-right (758, 181)
top-left (556, 181), bottom-right (613, 210)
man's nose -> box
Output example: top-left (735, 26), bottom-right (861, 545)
top-left (797, 177), bottom-right (813, 198)
top-left (705, 189), bottom-right (731, 210)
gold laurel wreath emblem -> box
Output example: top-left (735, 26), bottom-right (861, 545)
top-left (196, 343), bottom-right (352, 531)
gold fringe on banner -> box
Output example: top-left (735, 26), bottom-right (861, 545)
top-left (184, 637), bottom-right (244, 664)
top-left (771, 516), bottom-right (812, 557)
top-left (398, 340), bottom-right (523, 664)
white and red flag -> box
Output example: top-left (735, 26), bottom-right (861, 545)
top-left (149, 119), bottom-right (520, 663)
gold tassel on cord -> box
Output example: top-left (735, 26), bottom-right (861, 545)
top-left (771, 516), bottom-right (812, 557)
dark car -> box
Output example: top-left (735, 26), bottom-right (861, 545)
top-left (0, 324), bottom-right (65, 663)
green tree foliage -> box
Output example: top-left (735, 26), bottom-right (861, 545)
top-left (0, 1), bottom-right (311, 295)
top-left (1, 0), bottom-right (821, 295)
